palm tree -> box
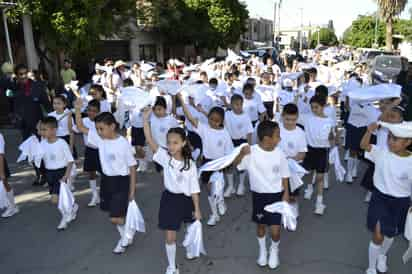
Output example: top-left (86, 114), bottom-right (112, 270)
top-left (375, 0), bottom-right (408, 51)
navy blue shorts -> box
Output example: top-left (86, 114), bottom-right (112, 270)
top-left (200, 158), bottom-right (213, 184)
top-left (83, 147), bottom-right (101, 173)
top-left (361, 161), bottom-right (375, 191)
top-left (367, 189), bottom-right (411, 237)
top-left (252, 192), bottom-right (282, 226)
top-left (158, 190), bottom-right (194, 231)
top-left (45, 167), bottom-right (66, 195)
top-left (131, 127), bottom-right (146, 147)
top-left (100, 174), bottom-right (130, 218)
top-left (302, 146), bottom-right (329, 173)
top-left (187, 131), bottom-right (203, 152)
top-left (345, 124), bottom-right (367, 151)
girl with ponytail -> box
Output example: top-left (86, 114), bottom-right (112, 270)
top-left (143, 107), bottom-right (201, 274)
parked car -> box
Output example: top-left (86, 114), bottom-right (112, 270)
top-left (362, 50), bottom-right (394, 64)
top-left (370, 55), bottom-right (409, 85)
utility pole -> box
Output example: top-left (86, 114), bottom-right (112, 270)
top-left (277, 0), bottom-right (282, 36)
top-left (374, 8), bottom-right (379, 48)
top-left (273, 1), bottom-right (277, 46)
top-left (299, 8), bottom-right (303, 53)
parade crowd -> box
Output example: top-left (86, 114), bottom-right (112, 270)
top-left (0, 47), bottom-right (412, 274)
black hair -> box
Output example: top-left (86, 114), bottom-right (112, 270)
top-left (208, 106), bottom-right (225, 125)
top-left (243, 83), bottom-right (254, 93)
top-left (200, 71), bottom-right (208, 77)
top-left (167, 127), bottom-right (193, 172)
top-left (310, 94), bottom-right (327, 106)
top-left (246, 77), bottom-right (256, 85)
top-left (88, 99), bottom-right (101, 111)
top-left (257, 120), bottom-right (279, 142)
top-left (282, 103), bottom-right (299, 115)
top-left (233, 70), bottom-right (240, 78)
top-left (224, 72), bottom-right (233, 81)
top-left (209, 78), bottom-right (218, 86)
top-left (153, 96), bottom-right (167, 109)
top-left (41, 116), bottom-right (58, 129)
top-left (303, 71), bottom-right (310, 83)
top-left (231, 94), bottom-right (244, 104)
top-left (90, 84), bottom-right (107, 99)
top-left (53, 94), bottom-right (68, 105)
top-left (123, 78), bottom-right (134, 87)
top-left (245, 65), bottom-right (252, 72)
top-left (14, 63), bottom-right (28, 75)
top-left (308, 67), bottom-right (318, 76)
top-left (95, 112), bottom-right (119, 131)
top-left (315, 85), bottom-right (329, 99)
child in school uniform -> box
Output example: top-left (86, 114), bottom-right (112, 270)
top-left (223, 94), bottom-right (254, 197)
top-left (73, 99), bottom-right (102, 207)
top-left (279, 103), bottom-right (307, 202)
top-left (256, 73), bottom-right (278, 120)
top-left (83, 111), bottom-right (137, 254)
top-left (48, 95), bottom-right (74, 153)
top-left (0, 133), bottom-right (19, 218)
top-left (130, 102), bottom-right (148, 172)
top-left (177, 93), bottom-right (233, 227)
top-left (233, 120), bottom-right (290, 269)
top-left (38, 117), bottom-right (76, 230)
top-left (149, 96), bottom-right (179, 172)
top-left (360, 122), bottom-right (412, 274)
top-left (89, 84), bottom-right (112, 113)
top-left (242, 83), bottom-right (267, 127)
top-left (362, 106), bottom-right (404, 203)
top-left (301, 95), bottom-right (336, 215)
top-left (143, 108), bottom-right (201, 274)
top-left (278, 79), bottom-right (298, 113)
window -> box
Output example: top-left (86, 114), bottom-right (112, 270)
top-left (139, 44), bottom-right (157, 61)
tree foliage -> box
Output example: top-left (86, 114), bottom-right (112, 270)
top-left (8, 0), bottom-right (136, 57)
top-left (342, 15), bottom-right (412, 48)
top-left (137, 0), bottom-right (249, 49)
top-left (309, 28), bottom-right (338, 48)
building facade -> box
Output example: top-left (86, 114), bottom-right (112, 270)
top-left (242, 17), bottom-right (274, 49)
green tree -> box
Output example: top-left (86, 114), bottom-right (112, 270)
top-left (342, 15), bottom-right (386, 48)
top-left (8, 0), bottom-right (135, 58)
top-left (137, 0), bottom-right (249, 50)
top-left (309, 28), bottom-right (338, 48)
top-left (375, 0), bottom-right (408, 51)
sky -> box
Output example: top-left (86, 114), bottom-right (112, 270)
top-left (243, 0), bottom-right (412, 37)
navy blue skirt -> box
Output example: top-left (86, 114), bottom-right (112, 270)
top-left (367, 189), bottom-right (411, 237)
top-left (83, 146), bottom-right (101, 173)
top-left (345, 124), bottom-right (367, 151)
top-left (252, 192), bottom-right (282, 226)
top-left (131, 127), bottom-right (146, 147)
top-left (158, 190), bottom-right (194, 231)
top-left (302, 146), bottom-right (329, 173)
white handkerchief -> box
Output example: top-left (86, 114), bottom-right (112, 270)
top-left (329, 147), bottom-right (346, 182)
top-left (17, 135), bottom-right (42, 164)
top-left (124, 200), bottom-right (146, 241)
top-left (0, 181), bottom-right (10, 209)
top-left (378, 121), bottom-right (412, 138)
top-left (287, 159), bottom-right (308, 192)
top-left (156, 80), bottom-right (182, 95)
top-left (347, 83), bottom-right (401, 102)
top-left (58, 182), bottom-right (75, 217)
top-left (199, 144), bottom-right (248, 175)
top-left (264, 201), bottom-right (298, 231)
top-left (119, 86), bottom-right (151, 111)
top-left (403, 209), bottom-right (412, 264)
top-left (210, 172), bottom-right (225, 203)
top-left (183, 220), bottom-right (207, 257)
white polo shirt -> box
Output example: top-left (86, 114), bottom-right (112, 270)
top-left (40, 138), bottom-right (74, 170)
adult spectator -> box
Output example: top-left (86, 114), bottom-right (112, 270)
top-left (12, 64), bottom-right (52, 141)
top-left (60, 59), bottom-right (76, 85)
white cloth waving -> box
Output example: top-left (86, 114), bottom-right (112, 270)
top-left (58, 182), bottom-right (75, 217)
top-left (329, 146), bottom-right (346, 182)
top-left (287, 159), bottom-right (308, 192)
top-left (403, 209), bottom-right (412, 264)
top-left (124, 200), bottom-right (146, 242)
top-left (199, 143), bottom-right (248, 174)
top-left (264, 201), bottom-right (298, 231)
top-left (183, 220), bottom-right (207, 258)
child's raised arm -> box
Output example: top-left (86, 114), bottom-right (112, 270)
top-left (360, 123), bottom-right (379, 152)
top-left (233, 145), bottom-right (251, 167)
top-left (74, 99), bottom-right (89, 135)
top-left (177, 93), bottom-right (199, 128)
top-left (142, 107), bottom-right (159, 153)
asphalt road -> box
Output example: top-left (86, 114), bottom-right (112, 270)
top-left (0, 129), bottom-right (410, 274)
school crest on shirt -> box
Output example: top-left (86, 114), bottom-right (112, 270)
top-left (49, 154), bottom-right (56, 161)
top-left (107, 153), bottom-right (116, 161)
top-left (272, 165), bottom-right (280, 174)
top-left (159, 127), bottom-right (166, 133)
top-left (287, 142), bottom-right (294, 149)
top-left (399, 173), bottom-right (409, 181)
top-left (237, 124), bottom-right (243, 130)
top-left (217, 140), bottom-right (223, 147)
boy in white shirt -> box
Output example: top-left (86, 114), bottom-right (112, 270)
top-left (256, 73), bottom-right (278, 120)
top-left (242, 83), bottom-right (267, 126)
top-left (234, 120), bottom-right (290, 270)
top-left (39, 117), bottom-right (75, 230)
top-left (224, 94), bottom-right (254, 197)
top-left (302, 95), bottom-right (336, 215)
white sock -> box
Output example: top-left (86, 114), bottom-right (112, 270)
top-left (165, 243), bottom-right (177, 270)
top-left (307, 183), bottom-right (314, 192)
top-left (208, 196), bottom-right (218, 216)
top-left (381, 237), bottom-right (394, 256)
top-left (271, 240), bottom-right (280, 250)
top-left (347, 158), bottom-right (354, 175)
top-left (7, 190), bottom-right (16, 208)
top-left (312, 172), bottom-right (317, 184)
top-left (352, 158), bottom-right (359, 176)
top-left (257, 236), bottom-right (266, 251)
top-left (368, 242), bottom-right (381, 270)
top-left (89, 180), bottom-right (97, 195)
top-left (117, 224), bottom-right (125, 238)
top-left (316, 195), bottom-right (323, 204)
top-left (226, 173), bottom-right (234, 188)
